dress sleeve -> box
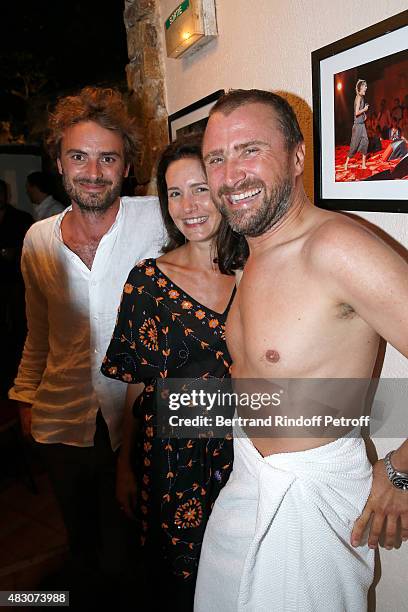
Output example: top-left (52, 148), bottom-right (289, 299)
top-left (101, 264), bottom-right (164, 384)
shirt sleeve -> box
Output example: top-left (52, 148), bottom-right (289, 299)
top-left (8, 234), bottom-right (49, 404)
top-left (101, 265), bottom-right (165, 384)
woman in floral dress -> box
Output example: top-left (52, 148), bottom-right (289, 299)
top-left (101, 136), bottom-right (247, 610)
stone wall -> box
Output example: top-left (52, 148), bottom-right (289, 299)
top-left (124, 0), bottom-right (168, 186)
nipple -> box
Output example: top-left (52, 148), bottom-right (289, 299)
top-left (265, 349), bottom-right (280, 363)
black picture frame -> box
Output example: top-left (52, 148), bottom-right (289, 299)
top-left (168, 90), bottom-right (224, 141)
top-left (312, 10), bottom-right (408, 212)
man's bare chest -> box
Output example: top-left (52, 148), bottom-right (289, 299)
top-left (63, 237), bottom-right (100, 270)
top-left (228, 290), bottom-right (318, 373)
top-left (226, 268), bottom-right (371, 378)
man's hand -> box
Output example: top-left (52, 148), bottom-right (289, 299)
top-left (351, 458), bottom-right (408, 549)
top-left (18, 402), bottom-right (32, 438)
top-left (116, 455), bottom-right (138, 520)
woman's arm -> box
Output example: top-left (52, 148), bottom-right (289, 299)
top-left (354, 95), bottom-right (368, 118)
top-left (116, 382), bottom-right (144, 519)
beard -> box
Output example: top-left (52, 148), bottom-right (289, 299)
top-left (216, 177), bottom-right (293, 238)
top-left (62, 175), bottom-right (123, 215)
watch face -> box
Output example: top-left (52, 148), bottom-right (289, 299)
top-left (392, 477), bottom-right (408, 491)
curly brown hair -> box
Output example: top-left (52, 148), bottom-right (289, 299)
top-left (46, 87), bottom-right (140, 164)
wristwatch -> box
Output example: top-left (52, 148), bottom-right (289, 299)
top-left (384, 451), bottom-right (408, 491)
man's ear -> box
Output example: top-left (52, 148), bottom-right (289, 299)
top-left (57, 158), bottom-right (63, 175)
top-left (124, 163), bottom-right (130, 178)
top-left (293, 142), bottom-right (305, 177)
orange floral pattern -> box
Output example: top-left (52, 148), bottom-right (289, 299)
top-left (174, 498), bottom-right (203, 529)
top-left (139, 318), bottom-right (159, 351)
top-left (101, 259), bottom-right (235, 583)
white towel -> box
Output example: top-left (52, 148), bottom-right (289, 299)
top-left (194, 432), bottom-right (374, 612)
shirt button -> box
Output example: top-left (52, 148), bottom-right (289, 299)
top-left (94, 349), bottom-right (99, 354)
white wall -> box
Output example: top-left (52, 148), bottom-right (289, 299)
top-left (158, 1), bottom-right (408, 608)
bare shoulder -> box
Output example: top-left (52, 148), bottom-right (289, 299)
top-left (300, 211), bottom-right (408, 358)
top-left (304, 212), bottom-right (396, 272)
top-left (156, 245), bottom-right (188, 274)
top-left (302, 213), bottom-right (408, 296)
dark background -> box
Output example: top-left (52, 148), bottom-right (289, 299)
top-left (0, 0), bottom-right (129, 143)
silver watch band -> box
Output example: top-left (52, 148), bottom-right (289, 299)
top-left (384, 450), bottom-right (408, 484)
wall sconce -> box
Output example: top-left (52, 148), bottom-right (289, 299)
top-left (164, 0), bottom-right (218, 59)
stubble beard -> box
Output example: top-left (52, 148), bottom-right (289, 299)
top-left (62, 175), bottom-right (123, 215)
top-left (216, 177), bottom-right (293, 238)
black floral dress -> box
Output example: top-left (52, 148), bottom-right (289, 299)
top-left (101, 259), bottom-right (234, 593)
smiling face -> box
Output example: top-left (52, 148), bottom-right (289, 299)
top-left (57, 120), bottom-right (129, 214)
top-left (203, 103), bottom-right (302, 237)
top-left (165, 157), bottom-right (222, 243)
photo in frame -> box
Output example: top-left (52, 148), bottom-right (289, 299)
top-left (312, 10), bottom-right (408, 212)
top-left (168, 90), bottom-right (224, 142)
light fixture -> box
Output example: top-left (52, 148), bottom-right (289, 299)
top-left (164, 0), bottom-right (218, 59)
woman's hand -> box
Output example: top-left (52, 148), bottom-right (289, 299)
top-left (116, 382), bottom-right (145, 519)
top-left (116, 454), bottom-right (138, 519)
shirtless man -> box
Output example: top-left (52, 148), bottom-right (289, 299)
top-left (194, 89), bottom-right (408, 611)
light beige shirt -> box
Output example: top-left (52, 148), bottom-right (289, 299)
top-left (9, 197), bottom-right (166, 450)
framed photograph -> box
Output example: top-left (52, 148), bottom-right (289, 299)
top-left (168, 90), bottom-right (224, 141)
top-left (312, 10), bottom-right (408, 212)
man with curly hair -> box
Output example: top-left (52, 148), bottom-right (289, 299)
top-left (9, 87), bottom-right (166, 604)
